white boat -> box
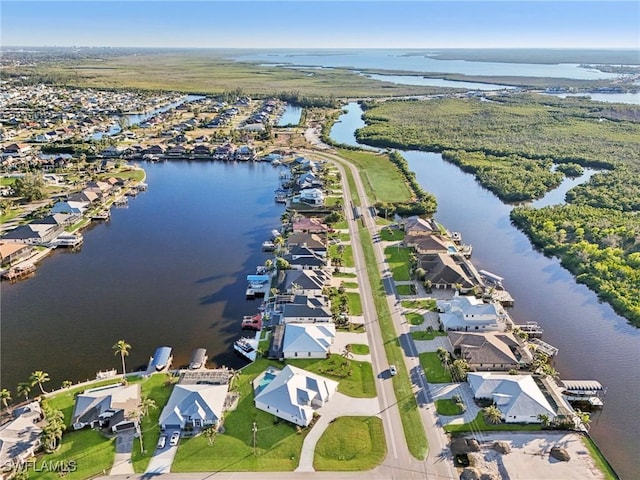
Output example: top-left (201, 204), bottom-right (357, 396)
top-left (233, 337), bottom-right (258, 362)
top-left (271, 229), bottom-right (281, 239)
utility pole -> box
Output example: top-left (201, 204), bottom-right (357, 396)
top-left (252, 422), bottom-right (257, 455)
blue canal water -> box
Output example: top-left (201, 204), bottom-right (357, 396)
top-left (276, 104), bottom-right (303, 126)
top-left (330, 102), bottom-right (640, 480)
top-left (1, 161), bottom-right (284, 387)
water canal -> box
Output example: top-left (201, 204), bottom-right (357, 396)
top-left (330, 102), bottom-right (640, 479)
top-left (1, 161), bottom-right (283, 390)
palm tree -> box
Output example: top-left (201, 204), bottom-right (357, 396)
top-left (575, 409), bottom-right (591, 430)
top-left (113, 340), bottom-right (132, 378)
top-left (436, 347), bottom-right (450, 365)
top-left (203, 425), bottom-right (218, 446)
top-left (537, 413), bottom-right (551, 427)
top-left (0, 388), bottom-right (12, 411)
top-left (42, 407), bottom-right (66, 452)
top-left (61, 380), bottom-right (73, 389)
top-left (139, 397), bottom-right (157, 418)
top-left (17, 382), bottom-right (31, 400)
top-left (452, 359), bottom-right (469, 382)
top-left (341, 344), bottom-right (354, 361)
top-left (483, 405), bottom-right (503, 425)
top-left (29, 370), bottom-right (50, 394)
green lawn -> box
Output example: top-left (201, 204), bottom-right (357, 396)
top-left (339, 233), bottom-right (351, 242)
top-left (396, 284), bottom-right (415, 296)
top-left (435, 399), bottom-right (464, 416)
top-left (419, 352), bottom-right (453, 383)
top-left (35, 429), bottom-right (115, 480)
top-left (359, 225), bottom-right (428, 460)
top-left (380, 228), bottom-right (405, 242)
top-left (333, 219), bottom-right (349, 230)
top-left (337, 149), bottom-right (412, 204)
top-left (0, 177), bottom-right (17, 186)
top-left (581, 435), bottom-right (618, 480)
top-left (401, 299), bottom-right (437, 310)
top-left (0, 208), bottom-right (22, 224)
top-left (349, 344), bottom-right (370, 355)
top-left (341, 281), bottom-right (358, 289)
top-left (132, 374), bottom-right (176, 472)
top-left (325, 196), bottom-right (343, 207)
top-left (405, 313), bottom-right (424, 325)
top-left (384, 246), bottom-right (411, 281)
top-left (290, 355), bottom-right (376, 398)
top-left (411, 330), bottom-right (447, 341)
top-left (347, 292), bottom-right (363, 315)
top-left (334, 271), bottom-right (357, 278)
top-left (99, 168), bottom-right (145, 182)
top-left (444, 412), bottom-right (542, 433)
top-left (172, 358), bottom-right (305, 472)
top-left (314, 416), bottom-right (386, 471)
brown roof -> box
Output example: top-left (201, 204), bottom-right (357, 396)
top-left (0, 242), bottom-right (30, 260)
top-left (406, 233), bottom-right (450, 253)
top-left (419, 253), bottom-right (475, 288)
top-left (448, 331), bottom-right (520, 367)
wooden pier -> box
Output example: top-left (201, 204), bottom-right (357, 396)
top-left (2, 263), bottom-right (36, 282)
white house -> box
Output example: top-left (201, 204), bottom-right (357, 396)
top-left (437, 295), bottom-right (507, 332)
top-left (296, 188), bottom-right (324, 206)
top-left (159, 383), bottom-right (228, 431)
top-left (468, 372), bottom-right (556, 423)
top-left (0, 402), bottom-right (43, 471)
top-left (253, 365), bottom-right (338, 426)
top-left (282, 323), bottom-right (336, 359)
top-left (52, 200), bottom-right (89, 215)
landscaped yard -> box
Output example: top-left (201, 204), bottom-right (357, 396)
top-left (419, 352), bottom-right (453, 383)
top-left (396, 284), bottom-right (416, 296)
top-left (341, 281), bottom-right (358, 289)
top-left (384, 246), bottom-right (411, 281)
top-left (411, 330), bottom-right (447, 341)
top-left (380, 228), bottom-right (405, 242)
top-left (349, 344), bottom-right (370, 355)
top-left (334, 271), bottom-right (357, 278)
top-left (172, 358), bottom-right (306, 472)
top-left (435, 398), bottom-right (465, 416)
top-left (401, 298), bottom-right (437, 310)
top-left (347, 292), bottom-right (363, 315)
top-left (314, 416), bottom-right (386, 471)
top-left (405, 312), bottom-right (424, 325)
top-left (330, 244), bottom-right (355, 267)
top-left (444, 412), bottom-right (542, 433)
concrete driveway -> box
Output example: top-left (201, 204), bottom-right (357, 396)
top-left (145, 429), bottom-right (181, 474)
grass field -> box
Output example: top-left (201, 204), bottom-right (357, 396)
top-left (396, 284), bottom-right (415, 296)
top-left (581, 435), bottom-right (618, 480)
top-left (337, 149), bottom-right (412, 204)
top-left (435, 398), bottom-right (465, 416)
top-left (349, 344), bottom-right (370, 355)
top-left (384, 246), bottom-right (412, 281)
top-left (401, 299), bottom-right (437, 310)
top-left (419, 352), bottom-right (453, 383)
top-left (341, 281), bottom-right (358, 289)
top-left (313, 416), bottom-right (386, 471)
top-left (411, 330), bottom-right (447, 341)
top-left (347, 292), bottom-right (363, 315)
top-left (379, 227), bottom-right (405, 241)
top-left (405, 312), bottom-right (424, 325)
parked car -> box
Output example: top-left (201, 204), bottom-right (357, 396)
top-left (157, 435), bottom-right (167, 449)
top-left (170, 431), bottom-right (180, 446)
top-left (389, 365), bottom-right (397, 376)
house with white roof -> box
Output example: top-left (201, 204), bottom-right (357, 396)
top-left (296, 188), bottom-right (324, 207)
top-left (468, 372), bottom-right (556, 423)
top-left (72, 383), bottom-right (140, 431)
top-left (52, 200), bottom-right (89, 215)
top-left (437, 295), bottom-right (507, 332)
top-left (159, 383), bottom-right (229, 431)
top-left (282, 323), bottom-right (336, 359)
top-left (0, 402), bottom-right (43, 471)
top-left (253, 365), bottom-right (338, 426)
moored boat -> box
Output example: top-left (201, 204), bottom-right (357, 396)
top-left (242, 313), bottom-right (263, 331)
top-left (189, 348), bottom-right (207, 369)
top-left (233, 337), bottom-right (258, 362)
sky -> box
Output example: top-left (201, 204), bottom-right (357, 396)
top-left (1, 1), bottom-right (639, 49)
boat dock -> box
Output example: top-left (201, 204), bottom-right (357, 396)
top-left (246, 274), bottom-right (271, 297)
top-left (514, 321), bottom-right (544, 338)
top-left (189, 348), bottom-right (208, 370)
top-left (2, 263), bottom-right (36, 282)
top-left (51, 233), bottom-right (84, 248)
top-left (145, 346), bottom-right (173, 375)
top-left (530, 338), bottom-right (559, 357)
top-left (560, 380), bottom-right (605, 409)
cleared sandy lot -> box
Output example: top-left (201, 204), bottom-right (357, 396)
top-left (459, 432), bottom-right (605, 480)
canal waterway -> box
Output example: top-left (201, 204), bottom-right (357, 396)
top-left (330, 102), bottom-right (640, 479)
top-left (1, 161), bottom-right (283, 390)
top-left (276, 104), bottom-right (303, 126)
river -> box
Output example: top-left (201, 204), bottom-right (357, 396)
top-left (1, 161), bottom-right (283, 390)
top-left (330, 102), bottom-right (640, 479)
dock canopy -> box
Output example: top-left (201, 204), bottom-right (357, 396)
top-left (561, 380), bottom-right (603, 391)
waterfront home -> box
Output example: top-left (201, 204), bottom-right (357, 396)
top-left (51, 200), bottom-right (89, 215)
top-left (144, 144), bottom-right (166, 156)
top-left (213, 143), bottom-right (235, 161)
top-left (159, 383), bottom-right (228, 432)
top-left (282, 323), bottom-right (335, 359)
top-left (72, 383), bottom-right (141, 431)
top-left (437, 295), bottom-right (508, 332)
top-left (449, 331), bottom-right (533, 371)
top-left (2, 223), bottom-right (63, 245)
top-left (291, 217), bottom-right (329, 234)
top-left (0, 241), bottom-right (32, 267)
top-left (0, 402), bottom-right (43, 472)
top-left (235, 145), bottom-right (255, 161)
top-left (468, 372), bottom-right (556, 423)
top-left (32, 213), bottom-right (80, 228)
top-left (283, 246), bottom-right (327, 270)
top-left (278, 269), bottom-right (330, 296)
top-left (68, 189), bottom-right (101, 204)
top-left (253, 365), bottom-right (338, 427)
top-left (286, 232), bottom-right (327, 256)
top-left (191, 144), bottom-right (211, 157)
top-left (419, 252), bottom-right (476, 291)
top-left (293, 157), bottom-right (319, 172)
top-left (297, 172), bottom-right (322, 189)
top-left (1, 143), bottom-right (31, 157)
top-left (280, 295), bottom-right (332, 324)
top-left (166, 145), bottom-right (188, 157)
top-left (405, 233), bottom-right (450, 255)
top-left (297, 188), bottom-right (325, 207)
top-left (402, 216), bottom-right (438, 235)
